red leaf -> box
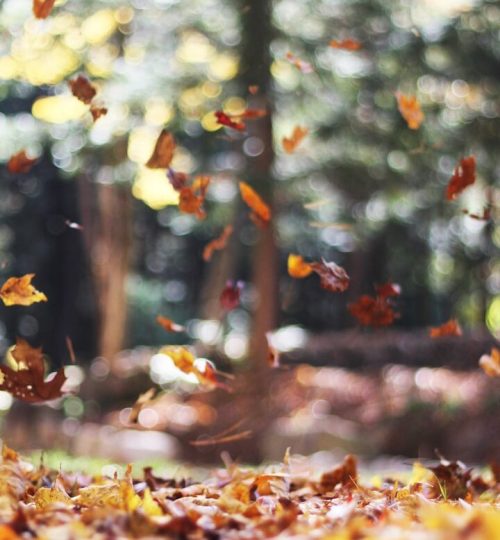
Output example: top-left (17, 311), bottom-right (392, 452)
top-left (429, 319), bottom-right (462, 338)
top-left (375, 282), bottom-right (401, 298)
top-left (7, 151), bottom-right (37, 174)
top-left (446, 156), bottom-right (476, 201)
top-left (348, 295), bottom-right (398, 327)
top-left (310, 259), bottom-right (350, 293)
top-left (215, 111), bottom-right (245, 131)
top-left (33, 0), bottom-right (55, 19)
top-left (220, 281), bottom-right (242, 311)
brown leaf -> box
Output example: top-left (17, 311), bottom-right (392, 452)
top-left (428, 459), bottom-right (471, 500)
top-left (69, 76), bottom-right (97, 105)
top-left (203, 225), bottom-right (233, 262)
top-left (33, 0), bottom-right (56, 19)
top-left (348, 295), bottom-right (398, 327)
top-left (310, 259), bottom-right (350, 292)
top-left (178, 176), bottom-right (210, 220)
top-left (446, 156), bottom-right (476, 201)
top-left (320, 455), bottom-right (358, 491)
top-left (146, 130), bottom-right (176, 169)
top-left (7, 151), bottom-right (37, 174)
top-left (0, 274), bottom-right (47, 307)
top-left (0, 339), bottom-right (66, 402)
top-left (90, 106), bottom-right (108, 122)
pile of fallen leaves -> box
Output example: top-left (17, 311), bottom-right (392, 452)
top-left (0, 445), bottom-right (499, 539)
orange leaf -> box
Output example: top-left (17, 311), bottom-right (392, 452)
top-left (146, 130), bottom-right (176, 169)
top-left (239, 182), bottom-right (271, 227)
top-left (429, 319), bottom-right (463, 338)
top-left (282, 126), bottom-right (308, 154)
top-left (7, 151), bottom-right (37, 174)
top-left (286, 52), bottom-right (314, 74)
top-left (396, 92), bottom-right (424, 130)
top-left (446, 156), bottom-right (476, 201)
top-left (178, 176), bottom-right (210, 220)
top-left (90, 106), bottom-right (108, 122)
top-left (156, 315), bottom-right (185, 333)
top-left (0, 339), bottom-right (66, 402)
top-left (0, 274), bottom-right (47, 307)
top-left (479, 347), bottom-right (500, 377)
top-left (68, 75), bottom-right (97, 105)
top-left (203, 225), bottom-right (233, 262)
top-left (287, 254), bottom-right (313, 278)
top-left (33, 0), bottom-right (55, 19)
top-left (310, 259), bottom-right (350, 292)
top-left (329, 39), bottom-right (362, 51)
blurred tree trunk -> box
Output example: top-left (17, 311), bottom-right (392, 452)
top-left (240, 0), bottom-right (278, 372)
top-left (78, 177), bottom-right (132, 363)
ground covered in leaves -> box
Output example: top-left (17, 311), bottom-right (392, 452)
top-left (1, 446), bottom-right (499, 539)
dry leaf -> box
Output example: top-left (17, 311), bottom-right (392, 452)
top-left (320, 455), bottom-right (358, 491)
top-left (156, 315), bottom-right (185, 333)
top-left (287, 254), bottom-right (313, 278)
top-left (310, 259), bottom-right (350, 292)
top-left (33, 0), bottom-right (56, 19)
top-left (446, 156), bottom-right (476, 201)
top-left (396, 92), bottom-right (424, 130)
top-left (69, 76), bottom-right (97, 105)
top-left (329, 39), bottom-right (362, 50)
top-left (0, 274), bottom-right (47, 306)
top-left (215, 111), bottom-right (246, 131)
top-left (349, 295), bottom-right (398, 327)
top-left (178, 175), bottom-right (210, 220)
top-left (203, 225), bottom-right (234, 262)
top-left (90, 106), bottom-right (108, 122)
top-left (479, 347), bottom-right (500, 377)
top-left (248, 85), bottom-right (259, 95)
top-left (146, 130), bottom-right (176, 169)
top-left (282, 126), bottom-right (308, 154)
top-left (7, 151), bottom-right (37, 174)
top-left (429, 319), bottom-right (462, 338)
top-left (239, 182), bottom-right (271, 227)
top-left (220, 280), bottom-right (242, 311)
top-left (0, 339), bottom-right (66, 402)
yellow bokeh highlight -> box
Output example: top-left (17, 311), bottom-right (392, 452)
top-left (486, 295), bottom-right (500, 338)
top-left (82, 10), bottom-right (117, 45)
top-left (128, 127), bottom-right (159, 165)
top-left (223, 96), bottom-right (246, 114)
top-left (201, 81), bottom-right (221, 99)
top-left (32, 95), bottom-right (88, 124)
top-left (132, 168), bottom-right (179, 211)
top-left (201, 111), bottom-right (222, 132)
top-left (176, 32), bottom-right (216, 64)
top-left (0, 57), bottom-right (18, 80)
top-left (208, 53), bottom-right (238, 81)
top-left (115, 7), bottom-right (135, 25)
top-left (86, 44), bottom-right (118, 78)
top-left (144, 99), bottom-right (174, 126)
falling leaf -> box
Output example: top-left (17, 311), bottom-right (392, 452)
top-left (220, 280), bottom-right (243, 311)
top-left (215, 111), bottom-right (246, 131)
top-left (349, 295), bottom-right (398, 327)
top-left (287, 254), bottom-right (313, 279)
top-left (396, 92), bottom-right (424, 130)
top-left (167, 168), bottom-right (188, 191)
top-left (0, 339), bottom-right (66, 402)
top-left (156, 315), bottom-right (185, 333)
top-left (375, 282), bottom-right (401, 298)
top-left (7, 151), bottom-right (37, 174)
top-left (329, 39), bottom-right (362, 50)
top-left (248, 85), bottom-right (259, 95)
top-left (68, 76), bottom-right (97, 105)
top-left (429, 319), bottom-right (462, 338)
top-left (90, 106), bottom-right (108, 122)
top-left (310, 259), bottom-right (350, 292)
top-left (33, 0), bottom-right (56, 19)
top-left (0, 274), bottom-right (47, 307)
top-left (129, 388), bottom-right (156, 424)
top-left (479, 347), bottom-right (500, 377)
top-left (286, 52), bottom-right (314, 74)
top-left (203, 225), bottom-right (234, 262)
top-left (446, 156), bottom-right (476, 201)
top-left (239, 182), bottom-right (271, 227)
top-left (282, 126), bottom-right (309, 154)
top-left (146, 130), bottom-right (176, 169)
top-left (178, 176), bottom-right (210, 220)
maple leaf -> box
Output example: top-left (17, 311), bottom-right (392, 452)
top-left (0, 274), bottom-right (47, 307)
top-left (0, 339), bottom-right (66, 402)
top-left (68, 76), bottom-right (97, 105)
top-left (329, 38), bottom-right (362, 50)
top-left (287, 254), bottom-right (313, 278)
top-left (479, 347), bottom-right (500, 377)
top-left (220, 280), bottom-right (243, 311)
top-left (310, 259), bottom-right (350, 292)
top-left (429, 319), bottom-right (462, 338)
top-left (178, 176), bottom-right (210, 220)
top-left (7, 151), bottom-right (37, 174)
top-left (203, 225), bottom-right (233, 262)
top-left (90, 106), bottom-right (108, 122)
top-left (446, 156), bottom-right (476, 201)
top-left (156, 315), bottom-right (185, 333)
top-left (282, 126), bottom-right (308, 154)
top-left (33, 0), bottom-right (56, 19)
top-left (146, 130), bottom-right (176, 169)
top-left (239, 182), bottom-right (271, 227)
top-left (285, 52), bottom-right (314, 74)
top-left (215, 111), bottom-right (246, 131)
top-left (396, 92), bottom-right (424, 130)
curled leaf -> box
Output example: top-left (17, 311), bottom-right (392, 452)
top-left (310, 259), bottom-right (350, 293)
top-left (239, 182), bottom-right (271, 227)
top-left (203, 225), bottom-right (233, 262)
top-left (146, 130), bottom-right (176, 169)
top-left (287, 254), bottom-right (313, 279)
top-left (0, 339), bottom-right (66, 402)
top-left (7, 151), bottom-right (37, 174)
top-left (282, 126), bottom-right (308, 154)
top-left (329, 39), bottom-right (362, 50)
top-left (446, 156), bottom-right (476, 201)
top-left (33, 0), bottom-right (55, 19)
top-left (396, 92), bottom-right (424, 130)
top-left (0, 274), bottom-right (47, 307)
top-left (429, 319), bottom-right (462, 338)
top-left (156, 315), bottom-right (185, 333)
top-left (68, 76), bottom-right (97, 105)
top-left (479, 347), bottom-right (500, 377)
